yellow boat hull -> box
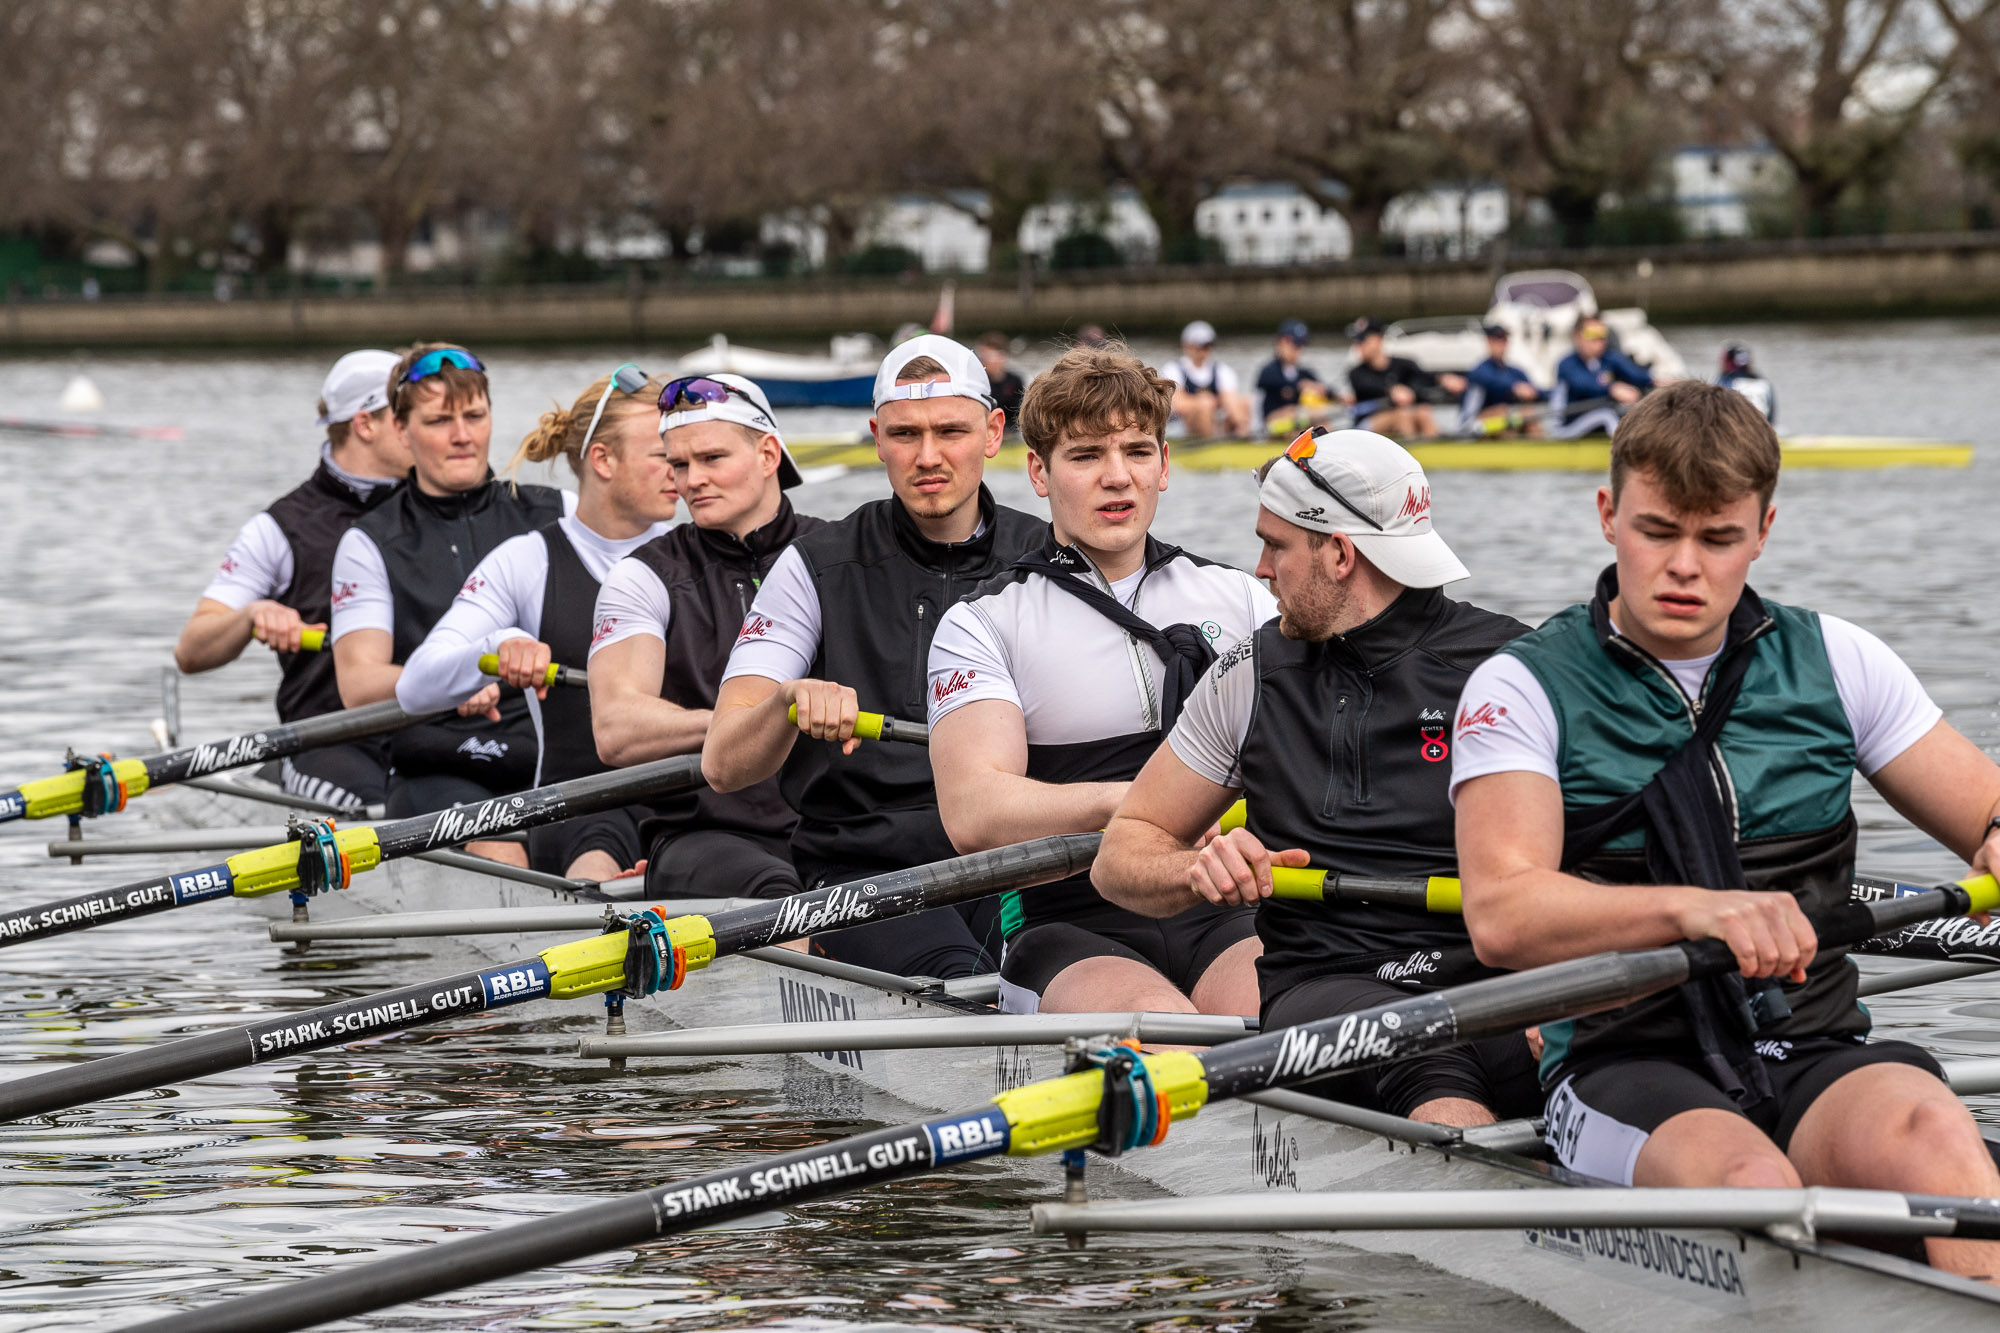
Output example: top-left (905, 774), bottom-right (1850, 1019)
top-left (787, 435), bottom-right (1974, 473)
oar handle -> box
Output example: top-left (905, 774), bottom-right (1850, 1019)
top-left (1268, 867), bottom-right (1462, 912)
top-left (787, 704), bottom-right (929, 746)
top-left (476, 654), bottom-right (584, 689)
top-left (298, 628), bottom-right (326, 652)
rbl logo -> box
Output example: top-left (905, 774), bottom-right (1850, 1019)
top-left (932, 669), bottom-right (978, 703)
top-left (330, 580), bottom-right (359, 608)
top-left (737, 613), bottom-right (774, 642)
top-left (458, 573), bottom-right (486, 598)
top-left (591, 616), bottom-right (619, 646)
top-left (1456, 701), bottom-right (1507, 736)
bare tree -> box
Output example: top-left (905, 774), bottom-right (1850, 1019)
top-left (1936, 0), bottom-right (2000, 199)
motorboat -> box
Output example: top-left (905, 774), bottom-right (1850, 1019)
top-left (673, 332), bottom-right (883, 408)
top-left (1381, 269), bottom-right (1689, 386)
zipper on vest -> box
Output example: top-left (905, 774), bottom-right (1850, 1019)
top-left (733, 579), bottom-right (750, 618)
top-left (1349, 679), bottom-right (1372, 804)
top-left (910, 598), bottom-right (930, 711)
top-left (1321, 692), bottom-right (1350, 817)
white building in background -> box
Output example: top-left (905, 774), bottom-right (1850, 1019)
top-left (1671, 144), bottom-right (1787, 237)
top-left (1196, 183), bottom-right (1351, 264)
top-left (1382, 184), bottom-right (1509, 259)
top-left (1018, 187), bottom-right (1162, 264)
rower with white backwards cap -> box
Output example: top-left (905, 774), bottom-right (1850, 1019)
top-left (1096, 426), bottom-right (1541, 1127)
top-left (703, 336), bottom-right (1043, 977)
top-left (588, 373), bottom-right (825, 902)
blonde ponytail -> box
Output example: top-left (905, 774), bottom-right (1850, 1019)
top-left (506, 372), bottom-right (660, 480)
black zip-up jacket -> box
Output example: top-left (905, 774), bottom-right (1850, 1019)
top-left (626, 498), bottom-right (823, 846)
top-left (782, 486), bottom-right (1043, 874)
top-left (1238, 586), bottom-right (1529, 1008)
top-left (264, 461), bottom-right (398, 722)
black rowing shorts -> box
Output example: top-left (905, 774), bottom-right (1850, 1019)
top-left (1545, 1037), bottom-right (1943, 1185)
top-left (997, 899), bottom-right (1259, 1013)
top-left (647, 828), bottom-right (802, 901)
top-left (1263, 972), bottom-right (1543, 1121)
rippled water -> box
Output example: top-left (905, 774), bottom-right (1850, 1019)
top-left (0, 318), bottom-right (1996, 1330)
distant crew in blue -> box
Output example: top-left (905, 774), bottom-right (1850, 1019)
top-left (1715, 341), bottom-right (1776, 424)
top-left (1459, 324), bottom-right (1543, 436)
top-left (1550, 318), bottom-right (1653, 437)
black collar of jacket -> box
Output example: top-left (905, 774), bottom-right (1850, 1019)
top-left (1311, 584), bottom-right (1448, 672)
top-left (1032, 531), bottom-right (1184, 579)
top-left (401, 467), bottom-right (500, 519)
top-left (889, 482), bottom-right (1001, 571)
top-left (1587, 563), bottom-right (1773, 676)
top-left (310, 457), bottom-right (397, 510)
top-left (696, 495), bottom-right (804, 563)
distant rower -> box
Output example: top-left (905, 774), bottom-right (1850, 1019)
top-left (1551, 319), bottom-right (1653, 437)
top-left (1458, 324), bottom-right (1544, 436)
top-left (1715, 341), bottom-right (1776, 423)
top-left (1344, 316), bottom-right (1463, 439)
top-left (1163, 320), bottom-right (1251, 440)
top-left (174, 349), bottom-right (408, 811)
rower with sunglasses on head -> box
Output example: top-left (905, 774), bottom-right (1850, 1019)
top-left (391, 365), bottom-right (679, 879)
top-left (703, 336), bottom-right (1043, 977)
top-left (1095, 427), bottom-right (1542, 1127)
top-left (589, 374), bottom-right (823, 901)
top-left (173, 349), bottom-right (411, 812)
top-left (330, 344), bottom-right (575, 864)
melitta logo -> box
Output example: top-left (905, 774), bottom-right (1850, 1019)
top-left (1900, 916), bottom-right (2000, 949)
top-left (458, 573), bottom-right (487, 599)
top-left (932, 669), bottom-right (977, 703)
top-left (456, 737), bottom-right (509, 761)
top-left (1456, 700), bottom-right (1508, 736)
top-left (185, 732), bottom-right (275, 777)
top-left (1753, 1039), bottom-right (1793, 1061)
top-left (737, 613), bottom-right (774, 642)
top-left (773, 881), bottom-right (877, 938)
top-left (429, 796), bottom-right (527, 847)
top-left (1377, 949), bottom-right (1443, 985)
top-left (330, 580), bottom-right (359, 608)
top-left (1268, 1011), bottom-right (1400, 1083)
top-left (1419, 707), bottom-right (1445, 722)
top-left (590, 615), bottom-right (619, 646)
top-left (1047, 546), bottom-right (1088, 571)
top-left (1398, 485), bottom-right (1431, 523)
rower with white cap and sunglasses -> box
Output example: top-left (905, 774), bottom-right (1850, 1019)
top-left (588, 372), bottom-right (827, 902)
top-left (703, 335), bottom-right (1044, 977)
top-left (174, 348), bottom-right (413, 812)
top-left (1096, 426), bottom-right (1543, 1127)
top-left (392, 363), bottom-right (679, 880)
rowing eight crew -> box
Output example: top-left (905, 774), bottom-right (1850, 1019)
top-left (177, 340), bottom-right (2000, 1279)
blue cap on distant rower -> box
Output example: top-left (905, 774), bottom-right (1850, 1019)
top-left (1278, 318), bottom-right (1310, 345)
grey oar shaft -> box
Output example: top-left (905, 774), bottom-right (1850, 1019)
top-left (1858, 959), bottom-right (2000, 996)
top-left (578, 1011), bottom-right (1256, 1058)
top-left (267, 899), bottom-right (751, 942)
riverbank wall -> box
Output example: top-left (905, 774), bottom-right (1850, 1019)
top-left (7, 232), bottom-right (2000, 350)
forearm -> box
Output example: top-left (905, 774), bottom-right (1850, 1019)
top-left (595, 694), bottom-right (713, 767)
top-left (702, 681), bottom-right (796, 793)
top-left (940, 773), bottom-right (1125, 855)
top-left (1462, 863), bottom-right (1698, 970)
top-left (396, 630), bottom-right (511, 715)
top-left (1094, 814), bottom-right (1203, 919)
top-left (174, 607), bottom-right (253, 673)
top-left (337, 656), bottom-right (403, 708)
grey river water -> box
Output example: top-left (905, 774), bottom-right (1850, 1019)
top-left (0, 318), bottom-right (1994, 1330)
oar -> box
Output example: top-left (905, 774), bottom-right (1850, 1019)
top-left (1263, 868), bottom-right (1927, 913)
top-left (0, 757), bottom-right (706, 951)
top-left (0, 698), bottom-right (451, 825)
top-left (475, 653), bottom-right (585, 689)
top-left (787, 704), bottom-right (929, 745)
top-left (124, 873), bottom-right (1999, 1333)
top-left (0, 832), bottom-right (1096, 1124)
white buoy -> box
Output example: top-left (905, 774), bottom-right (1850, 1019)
top-left (60, 374), bottom-right (104, 413)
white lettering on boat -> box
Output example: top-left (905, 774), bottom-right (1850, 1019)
top-left (1523, 1225), bottom-right (1747, 1300)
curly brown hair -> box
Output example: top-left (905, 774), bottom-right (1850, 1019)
top-left (1017, 342), bottom-right (1173, 463)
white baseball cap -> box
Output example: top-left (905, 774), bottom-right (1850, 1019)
top-left (660, 372), bottom-right (805, 489)
top-left (316, 349), bottom-right (400, 426)
top-left (1181, 320), bottom-right (1217, 346)
top-left (1258, 428), bottom-right (1468, 588)
top-left (872, 334), bottom-right (995, 412)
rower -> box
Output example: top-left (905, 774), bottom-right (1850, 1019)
top-left (703, 335), bottom-right (1043, 977)
top-left (589, 373), bottom-right (823, 900)
top-left (1715, 340), bottom-right (1777, 423)
top-left (1453, 383), bottom-right (2000, 1276)
top-left (927, 343), bottom-right (1275, 1016)
top-left (173, 349), bottom-right (408, 810)
top-left (391, 365), bottom-right (677, 879)
top-left (1343, 316), bottom-right (1464, 439)
top-left (1458, 323), bottom-right (1544, 436)
top-left (1550, 318), bottom-right (1651, 438)
top-left (973, 332), bottom-right (1026, 432)
top-left (1162, 320), bottom-right (1251, 439)
top-left (1095, 428), bottom-right (1540, 1126)
top-left (1254, 319), bottom-right (1336, 436)
top-left (329, 344), bottom-right (572, 864)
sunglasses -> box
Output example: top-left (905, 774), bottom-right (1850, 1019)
top-left (1283, 427), bottom-right (1383, 532)
top-left (401, 348), bottom-right (485, 384)
top-left (578, 363), bottom-right (651, 453)
top-left (657, 376), bottom-right (774, 424)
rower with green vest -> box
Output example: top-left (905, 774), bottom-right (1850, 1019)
top-left (588, 373), bottom-right (824, 901)
top-left (391, 366), bottom-right (678, 879)
top-left (1452, 382), bottom-right (2000, 1278)
top-left (1094, 426), bottom-right (1540, 1126)
top-left (330, 344), bottom-right (572, 865)
top-left (172, 349), bottom-right (410, 810)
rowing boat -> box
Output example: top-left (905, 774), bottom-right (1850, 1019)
top-left (784, 434), bottom-right (1977, 473)
top-left (112, 760), bottom-right (2000, 1333)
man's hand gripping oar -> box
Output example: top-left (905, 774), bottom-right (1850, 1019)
top-left (122, 873), bottom-right (2000, 1333)
top-left (0, 757), bottom-right (706, 950)
top-left (0, 832), bottom-right (1097, 1125)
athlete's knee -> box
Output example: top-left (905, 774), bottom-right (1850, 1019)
top-left (1717, 1153), bottom-right (1799, 1190)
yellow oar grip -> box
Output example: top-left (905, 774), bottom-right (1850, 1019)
top-left (299, 628), bottom-right (326, 652)
top-left (994, 1050), bottom-right (1208, 1156)
top-left (1426, 876), bottom-right (1463, 912)
top-left (225, 826), bottom-right (383, 897)
top-left (1268, 868), bottom-right (1326, 901)
top-left (1962, 874), bottom-right (2000, 915)
top-left (538, 913), bottom-right (719, 1000)
top-left (787, 704), bottom-right (885, 741)
top-left (17, 760), bottom-right (154, 819)
top-left (476, 654), bottom-right (560, 688)
top-left (1218, 799), bottom-right (1246, 833)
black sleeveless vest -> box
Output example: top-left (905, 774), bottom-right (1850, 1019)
top-left (353, 471), bottom-right (565, 791)
top-left (265, 460), bottom-right (397, 722)
top-left (1237, 587), bottom-right (1528, 1008)
top-left (535, 521), bottom-right (608, 786)
top-left (625, 498), bottom-right (823, 845)
top-left (782, 487), bottom-right (1044, 874)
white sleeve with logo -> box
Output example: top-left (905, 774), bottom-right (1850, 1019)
top-left (198, 512), bottom-right (294, 610)
top-left (1446, 654), bottom-right (1561, 802)
top-left (589, 557), bottom-right (673, 659)
top-left (1166, 636), bottom-right (1259, 789)
top-left (1820, 614), bottom-right (1942, 775)
top-left (718, 545), bottom-right (824, 684)
top-left (328, 528), bottom-right (395, 642)
top-left (394, 533), bottom-right (546, 715)
top-left (926, 602), bottom-right (1022, 725)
